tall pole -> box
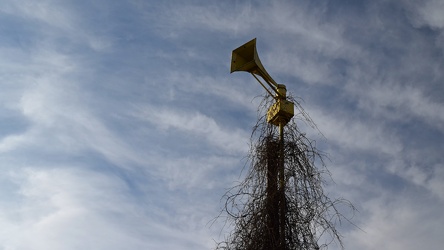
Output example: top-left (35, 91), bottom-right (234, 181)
top-left (277, 82), bottom-right (287, 250)
top-left (266, 136), bottom-right (279, 249)
top-left (230, 38), bottom-right (295, 250)
top-left (279, 121), bottom-right (286, 250)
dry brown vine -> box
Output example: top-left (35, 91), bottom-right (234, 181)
top-left (215, 95), bottom-right (356, 250)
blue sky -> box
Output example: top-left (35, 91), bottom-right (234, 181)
top-left (1, 0), bottom-right (444, 249)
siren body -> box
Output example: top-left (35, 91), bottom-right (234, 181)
top-left (230, 38), bottom-right (294, 126)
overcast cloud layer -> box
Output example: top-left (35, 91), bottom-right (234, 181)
top-left (1, 0), bottom-right (444, 249)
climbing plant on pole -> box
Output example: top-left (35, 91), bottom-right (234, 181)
top-left (216, 95), bottom-right (355, 250)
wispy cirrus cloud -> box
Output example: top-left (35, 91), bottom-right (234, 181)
top-left (1, 0), bottom-right (112, 51)
top-left (0, 166), bottom-right (215, 250)
top-left (1, 1), bottom-right (444, 250)
top-left (134, 104), bottom-right (249, 155)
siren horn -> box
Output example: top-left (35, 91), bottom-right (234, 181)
top-left (230, 38), bottom-right (284, 99)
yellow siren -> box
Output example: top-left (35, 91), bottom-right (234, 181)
top-left (231, 38), bottom-right (294, 126)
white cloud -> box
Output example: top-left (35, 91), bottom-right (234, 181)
top-left (306, 106), bottom-right (403, 156)
top-left (387, 159), bottom-right (444, 202)
top-left (18, 80), bottom-right (146, 168)
top-left (0, 163), bottom-right (224, 249)
top-left (347, 79), bottom-right (444, 131)
top-left (2, 0), bottom-right (111, 51)
top-left (161, 71), bottom-right (261, 112)
top-left (145, 153), bottom-right (242, 191)
top-left (345, 190), bottom-right (444, 250)
top-left (405, 0), bottom-right (444, 29)
top-left (1, 1), bottom-right (444, 249)
top-left (0, 167), bottom-right (125, 249)
top-left (139, 1), bottom-right (256, 36)
top-left (0, 167), bottom-right (209, 250)
top-left (135, 104), bottom-right (249, 155)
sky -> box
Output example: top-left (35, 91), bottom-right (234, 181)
top-left (0, 0), bottom-right (443, 249)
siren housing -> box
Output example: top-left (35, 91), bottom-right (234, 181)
top-left (230, 38), bottom-right (294, 126)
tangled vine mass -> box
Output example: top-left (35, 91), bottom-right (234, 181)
top-left (216, 95), bottom-right (355, 250)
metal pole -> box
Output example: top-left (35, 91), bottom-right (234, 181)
top-left (266, 136), bottom-right (279, 250)
top-left (279, 121), bottom-right (286, 250)
top-left (230, 38), bottom-right (295, 250)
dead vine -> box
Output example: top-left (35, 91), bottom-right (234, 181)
top-left (215, 95), bottom-right (356, 250)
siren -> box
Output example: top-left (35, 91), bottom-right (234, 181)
top-left (230, 38), bottom-right (294, 126)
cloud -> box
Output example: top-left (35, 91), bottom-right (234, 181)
top-left (1, 167), bottom-right (129, 249)
top-left (137, 1), bottom-right (257, 37)
top-left (134, 104), bottom-right (249, 155)
top-left (345, 188), bottom-right (444, 250)
top-left (404, 0), bottom-right (444, 29)
top-left (2, 54), bottom-right (131, 165)
top-left (2, 0), bottom-right (111, 51)
top-left (385, 157), bottom-right (444, 202)
top-left (346, 80), bottom-right (444, 130)
top-left (306, 106), bottom-right (403, 156)
top-left (1, 1), bottom-right (444, 249)
top-left (0, 166), bottom-right (215, 250)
